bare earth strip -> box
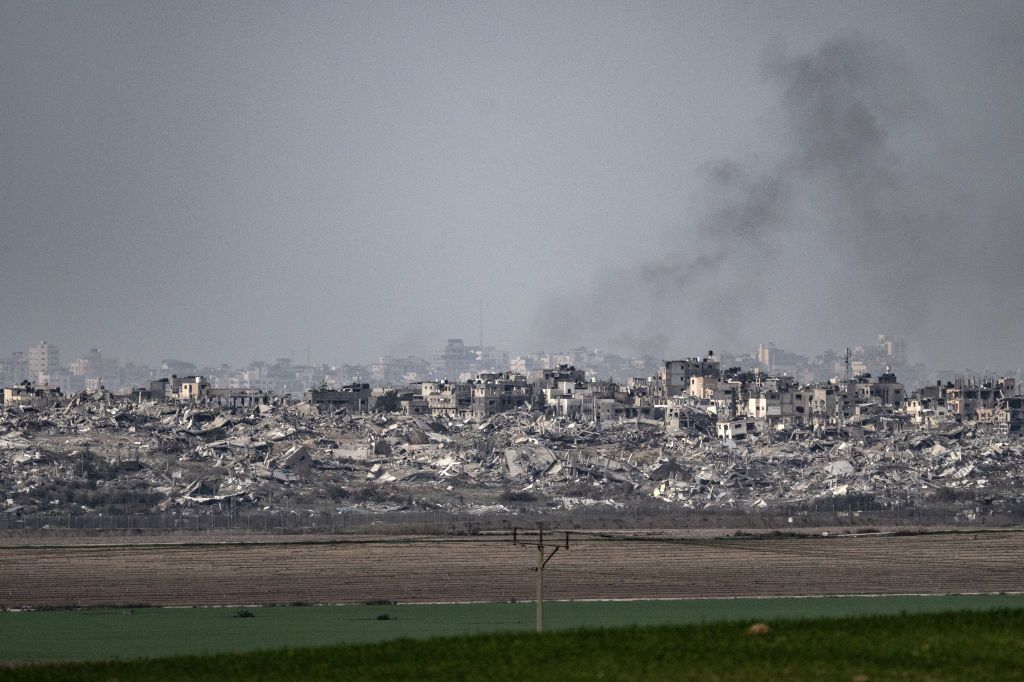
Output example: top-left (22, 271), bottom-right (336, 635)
top-left (2, 531), bottom-right (1022, 608)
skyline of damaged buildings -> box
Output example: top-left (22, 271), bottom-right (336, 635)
top-left (3, 335), bottom-right (1021, 438)
top-left (2, 333), bottom-right (1022, 520)
top-left (0, 333), bottom-right (1002, 395)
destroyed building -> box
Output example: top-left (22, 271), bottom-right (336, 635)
top-left (305, 384), bottom-right (372, 413)
top-left (469, 373), bottom-right (531, 419)
top-left (1, 348), bottom-right (1022, 523)
top-left (660, 352), bottom-right (720, 398)
top-left (995, 396), bottom-right (1024, 435)
top-left (2, 383), bottom-right (62, 408)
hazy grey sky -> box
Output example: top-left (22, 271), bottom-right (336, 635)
top-left (1, 1), bottom-right (1021, 369)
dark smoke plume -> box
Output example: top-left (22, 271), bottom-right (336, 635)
top-left (535, 36), bottom-right (1023, 368)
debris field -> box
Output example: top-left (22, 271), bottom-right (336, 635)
top-left (2, 394), bottom-right (1022, 517)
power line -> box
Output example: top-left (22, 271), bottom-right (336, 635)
top-left (513, 524), bottom-right (570, 632)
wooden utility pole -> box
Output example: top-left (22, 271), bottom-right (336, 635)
top-left (514, 524), bottom-right (569, 632)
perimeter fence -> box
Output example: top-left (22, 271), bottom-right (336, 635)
top-left (2, 497), bottom-right (1024, 537)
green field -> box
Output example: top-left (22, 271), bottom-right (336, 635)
top-left (3, 594), bottom-right (1024, 663)
top-left (3, 609), bottom-right (1024, 681)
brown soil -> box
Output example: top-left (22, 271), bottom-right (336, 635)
top-left (2, 530), bottom-right (1021, 608)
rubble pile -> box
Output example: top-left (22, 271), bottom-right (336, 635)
top-left (1, 394), bottom-right (1022, 516)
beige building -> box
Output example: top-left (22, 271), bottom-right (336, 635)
top-left (27, 342), bottom-right (60, 383)
top-left (421, 380), bottom-right (472, 418)
top-left (905, 397), bottom-right (950, 428)
top-left (945, 379), bottom-right (1015, 420)
top-left (3, 384), bottom-right (62, 407)
top-left (176, 376), bottom-right (209, 401)
top-left (470, 373), bottom-right (531, 419)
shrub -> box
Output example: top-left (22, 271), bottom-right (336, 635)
top-left (498, 490), bottom-right (537, 503)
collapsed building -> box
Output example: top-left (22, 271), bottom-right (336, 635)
top-left (1, 356), bottom-right (1022, 520)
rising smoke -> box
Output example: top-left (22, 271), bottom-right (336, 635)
top-left (536, 36), bottom-right (1024, 369)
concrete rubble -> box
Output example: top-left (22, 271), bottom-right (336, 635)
top-left (1, 393), bottom-right (1023, 518)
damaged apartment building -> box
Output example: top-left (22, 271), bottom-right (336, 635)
top-left (653, 351), bottom-right (1020, 442)
top-left (4, 346), bottom-right (1018, 442)
top-left (3, 345), bottom-right (1024, 520)
top-left (402, 372), bottom-right (532, 420)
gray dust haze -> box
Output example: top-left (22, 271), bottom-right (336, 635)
top-left (1, 2), bottom-right (1021, 368)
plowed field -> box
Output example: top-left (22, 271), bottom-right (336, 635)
top-left (3, 531), bottom-right (1022, 608)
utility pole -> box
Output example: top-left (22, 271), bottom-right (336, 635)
top-left (513, 524), bottom-right (569, 632)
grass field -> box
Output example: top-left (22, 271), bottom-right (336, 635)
top-left (3, 594), bottom-right (1024, 662)
top-left (3, 609), bottom-right (1024, 681)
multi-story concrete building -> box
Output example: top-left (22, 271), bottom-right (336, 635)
top-left (2, 383), bottom-right (62, 407)
top-left (660, 352), bottom-right (720, 398)
top-left (945, 379), bottom-right (1016, 421)
top-left (0, 352), bottom-right (29, 386)
top-left (905, 397), bottom-right (950, 428)
top-left (27, 342), bottom-right (60, 383)
top-left (176, 376), bottom-right (209, 401)
top-left (469, 373), bottom-right (531, 419)
top-left (431, 339), bottom-right (479, 380)
top-left (304, 383), bottom-right (372, 413)
top-left (421, 379), bottom-right (472, 418)
top-left (716, 417), bottom-right (757, 441)
top-left (995, 396), bottom-right (1024, 434)
top-left (870, 372), bottom-right (906, 407)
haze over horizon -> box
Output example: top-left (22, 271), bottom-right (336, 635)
top-left (2, 2), bottom-right (1021, 369)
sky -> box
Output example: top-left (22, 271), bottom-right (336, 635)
top-left (1, 1), bottom-right (1022, 370)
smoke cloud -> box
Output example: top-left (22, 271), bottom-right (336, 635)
top-left (536, 36), bottom-right (1024, 369)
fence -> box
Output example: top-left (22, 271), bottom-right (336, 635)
top-left (2, 499), bottom-right (1022, 537)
